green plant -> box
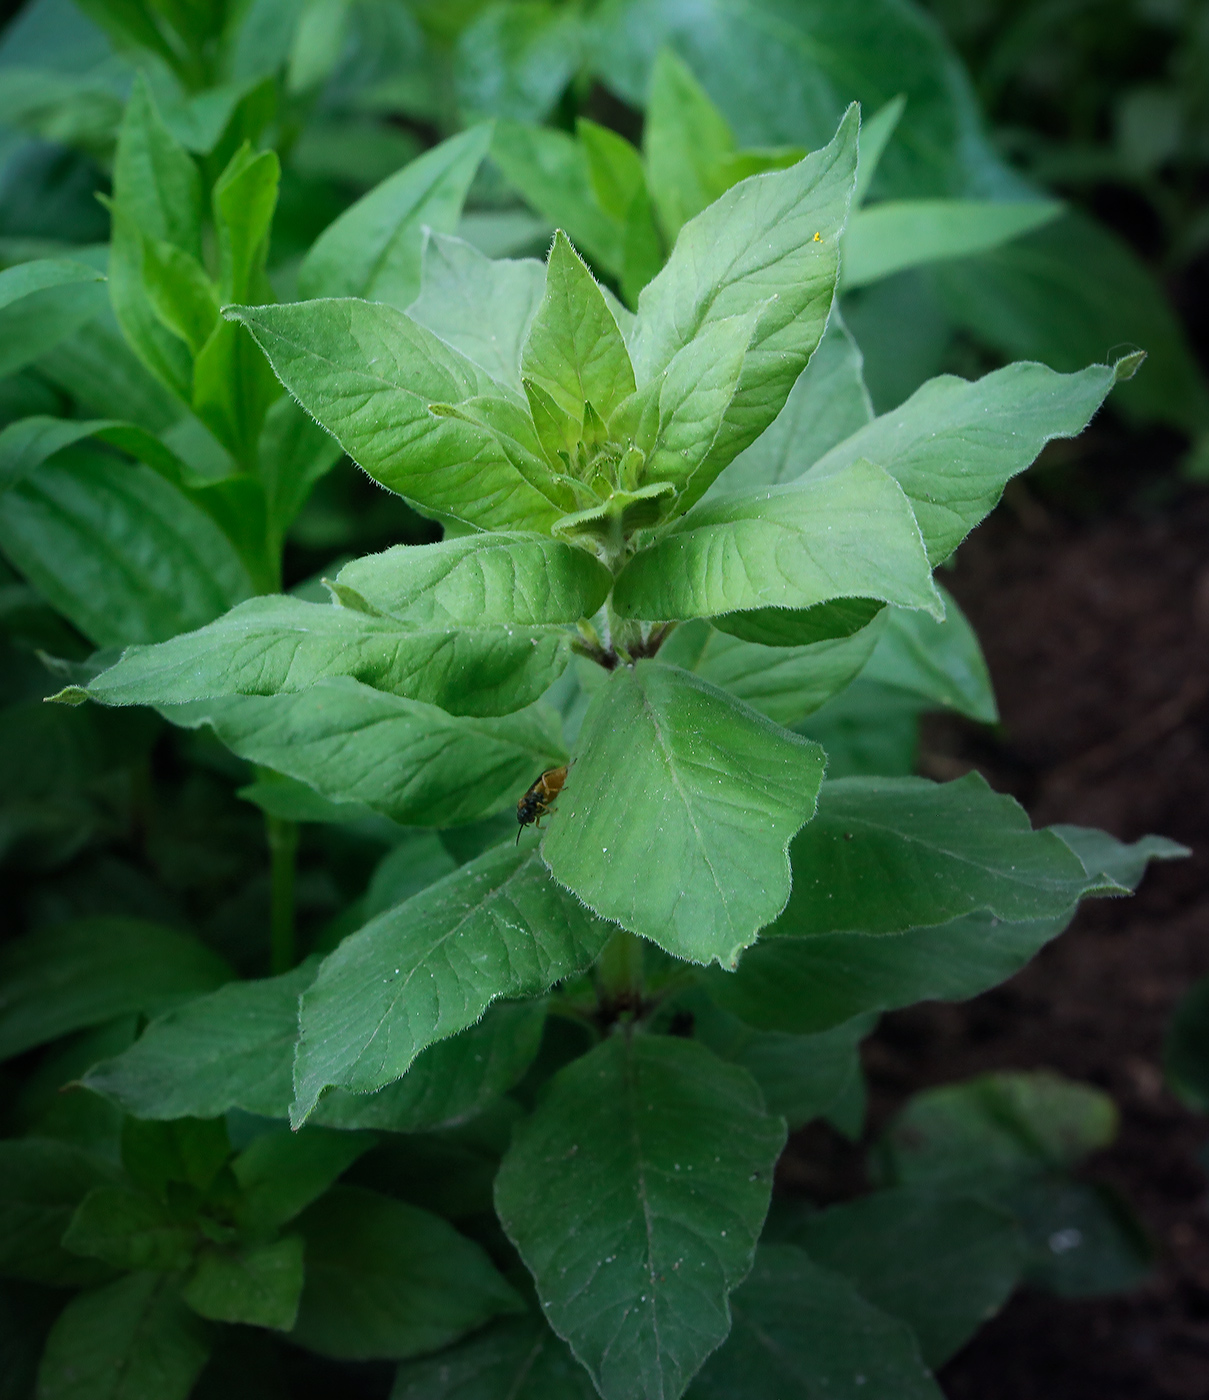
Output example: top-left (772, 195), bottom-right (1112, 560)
top-left (0, 69), bottom-right (1191, 1396)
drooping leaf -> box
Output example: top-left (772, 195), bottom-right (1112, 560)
top-left (159, 681), bottom-right (567, 827)
top-left (793, 1188), bottom-right (1025, 1366)
top-left (684, 1244), bottom-right (942, 1400)
top-left (226, 298), bottom-right (567, 532)
top-left (628, 107), bottom-right (859, 509)
top-left (0, 918), bottom-right (231, 1062)
top-left (612, 459), bottom-right (941, 623)
top-left (542, 660), bottom-right (825, 965)
top-left (336, 532), bottom-right (611, 627)
top-left (842, 199), bottom-right (1062, 290)
top-left (291, 1185), bottom-right (521, 1360)
top-left (36, 1272), bottom-right (211, 1400)
top-left (182, 1235), bottom-right (304, 1331)
top-left (0, 1138), bottom-right (119, 1287)
top-left (408, 232), bottom-right (546, 392)
top-left (292, 844), bottom-right (613, 1123)
top-left (77, 595), bottom-right (571, 718)
top-left (804, 358), bottom-right (1131, 563)
top-left (0, 257), bottom-right (107, 379)
top-left (495, 1033), bottom-right (787, 1400)
top-left (299, 125), bottom-right (494, 310)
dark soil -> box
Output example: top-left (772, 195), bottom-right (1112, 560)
top-left (787, 460), bottom-right (1209, 1398)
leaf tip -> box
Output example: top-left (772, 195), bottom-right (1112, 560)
top-left (44, 685), bottom-right (89, 706)
top-left (1112, 349), bottom-right (1147, 383)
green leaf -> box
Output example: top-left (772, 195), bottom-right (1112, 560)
top-left (644, 47), bottom-right (736, 244)
top-left (842, 199), bottom-right (1062, 290)
top-left (687, 994), bottom-right (875, 1131)
top-left (160, 681), bottom-right (567, 827)
top-left (61, 1186), bottom-right (197, 1273)
top-left (0, 918), bottom-right (231, 1062)
top-left (522, 230), bottom-right (636, 431)
top-left (712, 597), bottom-right (885, 649)
top-left (794, 1189), bottom-right (1025, 1366)
top-left (292, 844), bottom-right (611, 1122)
top-left (81, 595), bottom-right (571, 718)
top-left (392, 1313), bottom-right (598, 1400)
top-left (0, 258), bottom-right (108, 379)
top-left (763, 773), bottom-right (1092, 939)
top-left (659, 611), bottom-right (888, 727)
top-left (491, 121), bottom-right (624, 278)
top-left (1054, 825), bottom-right (1189, 894)
top-left (291, 1185), bottom-right (521, 1360)
top-left (82, 962), bottom-right (315, 1122)
top-left (0, 1139), bottom-right (119, 1287)
top-left (685, 1243), bottom-right (942, 1400)
top-left (454, 3), bottom-right (584, 124)
top-left (709, 313), bottom-right (873, 494)
top-left (932, 210), bottom-right (1209, 435)
top-left (612, 459), bottom-right (941, 623)
top-left (0, 446), bottom-right (254, 648)
top-left (35, 1272), bottom-right (211, 1400)
top-left (496, 1033), bottom-right (786, 1400)
top-left (335, 532), bottom-right (612, 627)
top-left (804, 358), bottom-right (1126, 564)
top-left (860, 585), bottom-right (997, 723)
top-left (408, 232), bottom-right (546, 393)
top-left (232, 1127), bottom-right (374, 1235)
top-left (629, 106), bottom-right (859, 509)
top-left (121, 1118), bottom-right (231, 1202)
top-left (298, 125), bottom-right (494, 310)
top-left (182, 1234), bottom-right (304, 1331)
top-left (853, 95), bottom-right (906, 206)
top-left (226, 298), bottom-right (565, 532)
top-left (1164, 975), bottom-right (1209, 1113)
top-left (543, 661), bottom-right (825, 965)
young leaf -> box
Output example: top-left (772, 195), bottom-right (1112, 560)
top-left (767, 773), bottom-right (1092, 938)
top-left (79, 595), bottom-right (572, 718)
top-left (792, 1188), bottom-right (1025, 1367)
top-left (232, 1127), bottom-right (374, 1235)
top-left (803, 359), bottom-right (1128, 564)
top-left (182, 1235), bottom-right (304, 1331)
top-left (0, 258), bottom-right (108, 379)
top-left (335, 533), bottom-right (612, 627)
top-left (0, 447), bottom-right (253, 648)
top-left (0, 1139), bottom-right (119, 1288)
top-left (628, 106), bottom-right (859, 508)
top-left (292, 844), bottom-right (613, 1123)
top-left (611, 458), bottom-right (941, 623)
top-left (841, 199), bottom-right (1062, 289)
top-left (291, 1185), bottom-right (522, 1360)
top-left (644, 47), bottom-right (736, 244)
top-left (160, 681), bottom-right (567, 827)
top-left (226, 298), bottom-right (566, 532)
top-left (495, 1033), bottom-right (787, 1400)
top-left (408, 232), bottom-right (546, 392)
top-left (0, 918), bottom-right (231, 1062)
top-left (685, 1244), bottom-right (941, 1400)
top-left (61, 1186), bottom-right (197, 1272)
top-left (393, 1313), bottom-right (598, 1400)
top-left (121, 1118), bottom-right (231, 1202)
top-left (542, 661), bottom-right (825, 965)
top-left (298, 125), bottom-right (494, 310)
top-left (35, 1272), bottom-right (211, 1400)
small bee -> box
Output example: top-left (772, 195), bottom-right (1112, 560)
top-left (516, 765), bottom-right (568, 843)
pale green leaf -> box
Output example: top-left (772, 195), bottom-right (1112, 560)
top-left (454, 3), bottom-right (584, 124)
top-left (611, 458), bottom-right (941, 623)
top-left (542, 661), bottom-right (825, 965)
top-left (299, 125), bottom-right (494, 310)
top-left (0, 258), bottom-right (107, 379)
top-left (842, 199), bottom-right (1062, 290)
top-left (291, 1185), bottom-right (521, 1360)
top-left (292, 844), bottom-right (613, 1122)
top-left (80, 595), bottom-right (571, 718)
top-left (182, 1235), bottom-right (304, 1331)
top-left (854, 94), bottom-right (906, 206)
top-left (495, 1034), bottom-right (786, 1400)
top-left (336, 533), bottom-right (612, 627)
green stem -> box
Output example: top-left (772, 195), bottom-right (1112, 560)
top-left (266, 814), bottom-right (299, 974)
top-left (596, 928), bottom-right (645, 1006)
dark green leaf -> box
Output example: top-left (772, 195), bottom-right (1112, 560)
top-left (1054, 825), bottom-right (1189, 894)
top-left (685, 1243), bottom-right (942, 1400)
top-left (0, 1138), bottom-right (118, 1287)
top-left (496, 1033), bottom-right (786, 1400)
top-left (121, 1118), bottom-right (231, 1202)
top-left (182, 1234), bottom-right (304, 1330)
top-left (1004, 1177), bottom-right (1152, 1298)
top-left (62, 1186), bottom-right (197, 1272)
top-left (291, 1185), bottom-right (521, 1360)
top-left (0, 918), bottom-right (231, 1062)
top-left (542, 660), bottom-right (825, 965)
top-left (391, 1313), bottom-right (598, 1400)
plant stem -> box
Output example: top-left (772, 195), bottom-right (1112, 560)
top-left (596, 928), bottom-right (645, 1007)
top-left (266, 814), bottom-right (299, 974)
